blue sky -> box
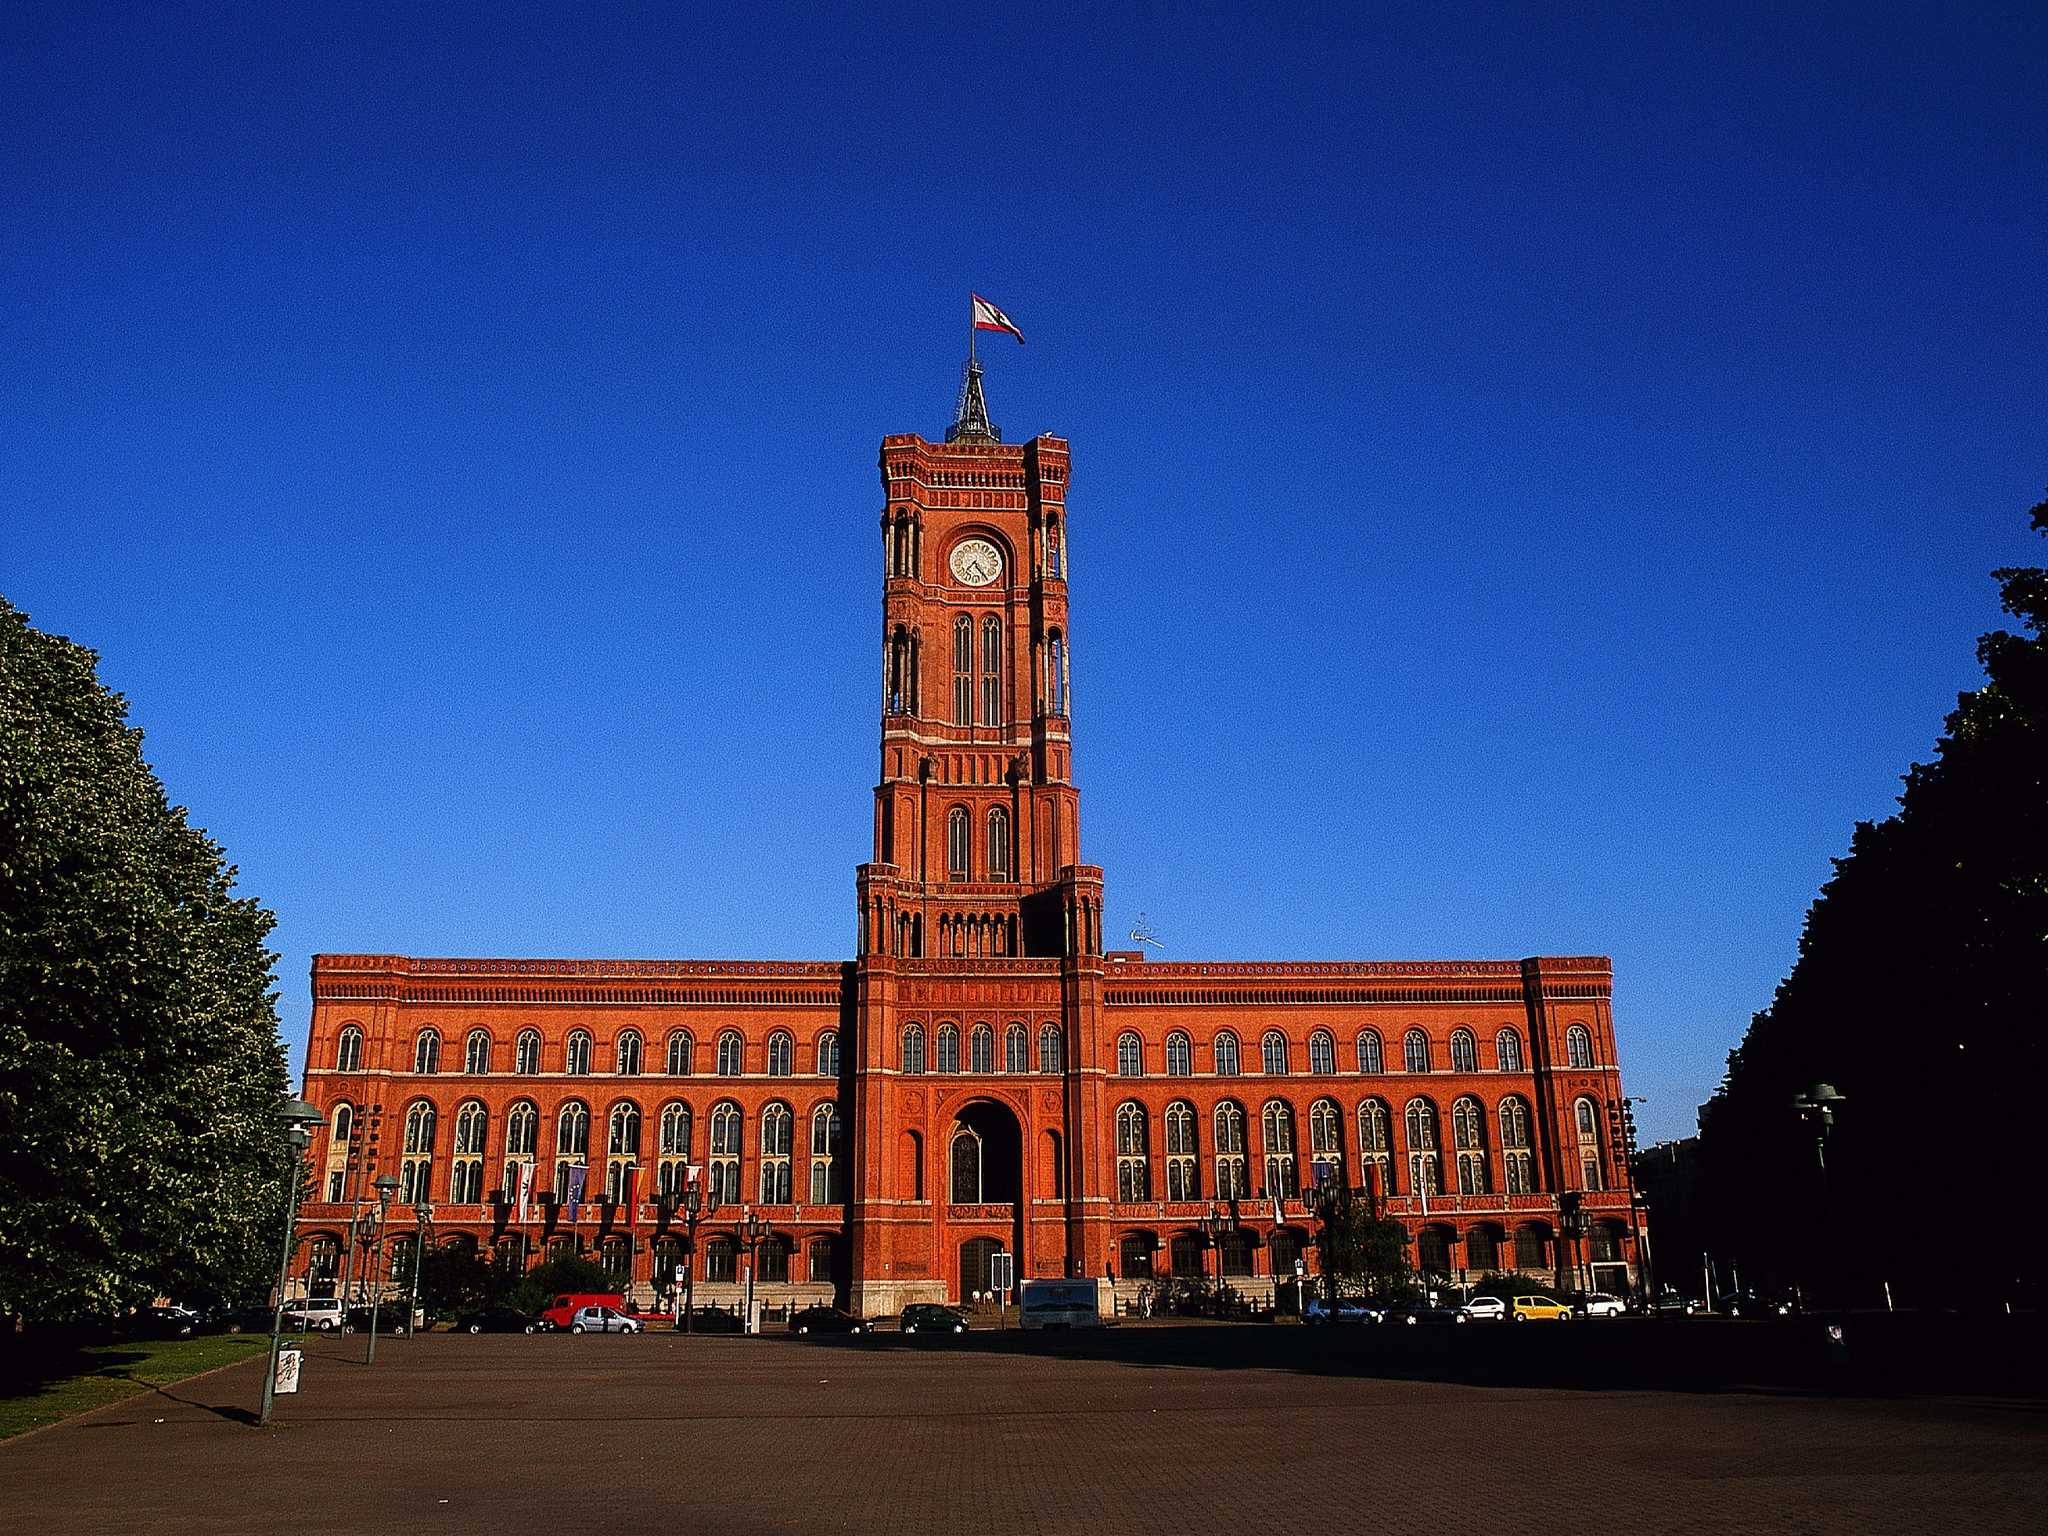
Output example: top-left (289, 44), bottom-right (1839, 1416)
top-left (5, 3), bottom-right (2043, 1143)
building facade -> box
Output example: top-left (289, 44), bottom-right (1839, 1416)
top-left (292, 365), bottom-right (1642, 1315)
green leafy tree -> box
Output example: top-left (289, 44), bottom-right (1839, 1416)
top-left (1313, 1185), bottom-right (1414, 1303)
top-left (1696, 496), bottom-right (2048, 1306)
top-left (0, 599), bottom-right (294, 1323)
top-left (508, 1253), bottom-right (616, 1315)
top-left (415, 1244), bottom-right (494, 1320)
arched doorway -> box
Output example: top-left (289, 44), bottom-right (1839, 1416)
top-left (961, 1236), bottom-right (1004, 1299)
top-left (947, 1099), bottom-right (1024, 1299)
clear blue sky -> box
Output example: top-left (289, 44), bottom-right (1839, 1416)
top-left (5, 3), bottom-right (2043, 1144)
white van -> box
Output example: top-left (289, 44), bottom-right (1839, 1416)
top-left (282, 1297), bottom-right (345, 1332)
top-left (1018, 1279), bottom-right (1105, 1330)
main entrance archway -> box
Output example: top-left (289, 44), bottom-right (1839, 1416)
top-left (946, 1098), bottom-right (1024, 1300)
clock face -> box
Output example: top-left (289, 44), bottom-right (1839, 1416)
top-left (949, 537), bottom-right (1003, 587)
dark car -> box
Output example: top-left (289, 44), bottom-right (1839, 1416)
top-left (202, 1303), bottom-right (281, 1335)
top-left (1384, 1303), bottom-right (1471, 1326)
top-left (453, 1305), bottom-right (540, 1335)
top-left (681, 1306), bottom-right (745, 1334)
top-left (343, 1303), bottom-right (412, 1336)
top-left (790, 1305), bottom-right (868, 1337)
top-left (123, 1306), bottom-right (196, 1339)
top-left (1302, 1296), bottom-right (1382, 1325)
top-left (900, 1303), bottom-right (969, 1337)
top-left (1713, 1290), bottom-right (1795, 1319)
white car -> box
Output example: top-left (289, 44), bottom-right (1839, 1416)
top-left (1461, 1295), bottom-right (1507, 1322)
top-left (281, 1298), bottom-right (345, 1332)
top-left (569, 1305), bottom-right (642, 1334)
top-left (1576, 1292), bottom-right (1627, 1319)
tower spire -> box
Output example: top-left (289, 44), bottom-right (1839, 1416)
top-left (946, 355), bottom-right (1000, 443)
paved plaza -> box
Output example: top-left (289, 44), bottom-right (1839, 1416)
top-left (3, 1327), bottom-right (2044, 1534)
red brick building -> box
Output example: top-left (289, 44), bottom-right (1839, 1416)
top-left (293, 364), bottom-right (1642, 1315)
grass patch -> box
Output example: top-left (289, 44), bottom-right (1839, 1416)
top-left (0, 1334), bottom-right (268, 1440)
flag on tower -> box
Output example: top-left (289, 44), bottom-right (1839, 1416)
top-left (972, 293), bottom-right (1025, 343)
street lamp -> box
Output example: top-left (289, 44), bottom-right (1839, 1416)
top-left (678, 1182), bottom-right (714, 1333)
top-left (1792, 1083), bottom-right (1847, 1308)
top-left (366, 1174), bottom-right (398, 1364)
top-left (409, 1201), bottom-right (434, 1333)
top-left (259, 1096), bottom-right (325, 1427)
top-left (738, 1207), bottom-right (772, 1335)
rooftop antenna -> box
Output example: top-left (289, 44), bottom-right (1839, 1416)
top-left (1130, 914), bottom-right (1164, 951)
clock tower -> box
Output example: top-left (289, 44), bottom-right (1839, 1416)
top-left (847, 359), bottom-right (1111, 1314)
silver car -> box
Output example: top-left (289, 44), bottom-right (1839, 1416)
top-left (568, 1305), bottom-right (642, 1334)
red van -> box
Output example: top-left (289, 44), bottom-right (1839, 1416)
top-left (540, 1293), bottom-right (624, 1331)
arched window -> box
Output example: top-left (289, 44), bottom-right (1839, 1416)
top-left (1046, 516), bottom-right (1064, 578)
top-left (1115, 1103), bottom-right (1150, 1201)
top-left (980, 615), bottom-right (1003, 725)
top-left (336, 1026), bottom-right (364, 1073)
top-left (1500, 1096), bottom-right (1535, 1193)
top-left (970, 1024), bottom-right (994, 1074)
top-left (1404, 1099), bottom-right (1440, 1195)
top-left (1213, 1101), bottom-right (1248, 1198)
top-left (1165, 1032), bottom-right (1192, 1076)
top-left (1038, 1023), bottom-right (1063, 1073)
top-left (1467, 1225), bottom-right (1501, 1271)
top-left (947, 806), bottom-right (970, 880)
top-left (1575, 1097), bottom-right (1605, 1190)
top-left (1005, 1023), bottom-right (1029, 1073)
top-left (504, 1101), bottom-right (538, 1196)
top-left (1357, 1030), bottom-right (1384, 1074)
top-left (554, 1101), bottom-right (589, 1198)
top-left (1047, 631), bottom-right (1067, 714)
top-left (565, 1031), bottom-right (592, 1076)
top-left (709, 1102), bottom-right (742, 1207)
top-left (717, 1031), bottom-right (744, 1076)
top-left (705, 1237), bottom-right (737, 1284)
top-left (464, 1030), bottom-right (491, 1074)
top-left (401, 1101), bottom-right (436, 1203)
top-left (950, 1127), bottom-right (984, 1203)
top-left (1309, 1098), bottom-right (1343, 1188)
top-left (809, 1104), bottom-right (843, 1204)
top-left (1358, 1099), bottom-right (1394, 1197)
top-left (1214, 1031), bottom-right (1241, 1076)
top-left (515, 1030), bottom-right (541, 1075)
top-left (332, 1103), bottom-right (354, 1145)
top-left (760, 1103), bottom-right (793, 1203)
top-left (451, 1101), bottom-right (487, 1203)
top-left (986, 806), bottom-right (1011, 880)
top-left (766, 1031), bottom-right (793, 1076)
top-left (1403, 1029), bottom-right (1431, 1074)
top-left (936, 1023), bottom-right (961, 1073)
top-left (657, 1103), bottom-right (693, 1199)
top-left (1566, 1024), bottom-right (1594, 1069)
top-left (1308, 1031), bottom-right (1335, 1076)
top-left (413, 1029), bottom-right (441, 1075)
top-left (901, 1023), bottom-right (926, 1074)
top-left (1260, 1101), bottom-right (1298, 1198)
top-left (1165, 1102), bottom-right (1198, 1200)
top-left (952, 615), bottom-right (974, 726)
top-left (604, 1102), bottom-right (640, 1202)
top-left (1449, 1029), bottom-right (1477, 1073)
top-left (325, 1103), bottom-right (354, 1202)
top-left (616, 1031), bottom-right (643, 1076)
top-left (1496, 1028), bottom-right (1524, 1073)
top-left (816, 1030), bottom-right (839, 1077)
top-left (1452, 1096), bottom-right (1490, 1194)
top-left (1117, 1032), bottom-right (1143, 1077)
top-left (1261, 1031), bottom-right (1289, 1075)
top-left (667, 1030), bottom-right (694, 1076)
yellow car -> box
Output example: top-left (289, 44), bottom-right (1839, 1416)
top-left (1510, 1295), bottom-right (1572, 1323)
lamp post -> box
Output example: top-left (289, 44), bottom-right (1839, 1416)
top-left (259, 1097), bottom-right (325, 1427)
top-left (1791, 1083), bottom-right (1847, 1307)
top-left (409, 1201), bottom-right (434, 1333)
top-left (679, 1182), bottom-right (711, 1333)
top-left (366, 1174), bottom-right (398, 1364)
top-left (739, 1207), bottom-right (772, 1335)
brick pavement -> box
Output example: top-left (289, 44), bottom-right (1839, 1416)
top-left (1, 1328), bottom-right (2042, 1534)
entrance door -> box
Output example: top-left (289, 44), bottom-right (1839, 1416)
top-left (961, 1237), bottom-right (1003, 1301)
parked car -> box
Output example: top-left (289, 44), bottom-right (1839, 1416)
top-left (1576, 1292), bottom-right (1627, 1319)
top-left (343, 1303), bottom-right (411, 1335)
top-left (900, 1303), bottom-right (969, 1336)
top-left (453, 1305), bottom-right (540, 1335)
top-left (1510, 1295), bottom-right (1572, 1323)
top-left (1650, 1291), bottom-right (1700, 1317)
top-left (1460, 1295), bottom-right (1508, 1322)
top-left (540, 1292), bottom-right (625, 1332)
top-left (1712, 1290), bottom-right (1794, 1319)
top-left (790, 1305), bottom-right (868, 1336)
top-left (124, 1306), bottom-right (196, 1338)
top-left (568, 1305), bottom-right (641, 1334)
top-left (1385, 1303), bottom-right (1471, 1325)
top-left (282, 1297), bottom-right (347, 1332)
top-left (681, 1306), bottom-right (745, 1334)
top-left (202, 1303), bottom-right (280, 1335)
top-left (1302, 1296), bottom-right (1382, 1325)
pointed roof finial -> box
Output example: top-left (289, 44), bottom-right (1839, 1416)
top-left (947, 355), bottom-right (1000, 443)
